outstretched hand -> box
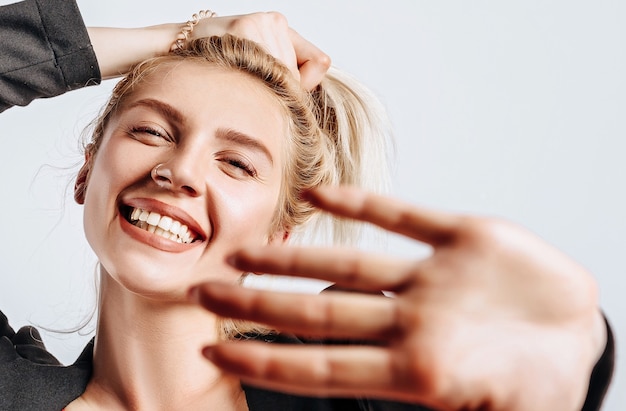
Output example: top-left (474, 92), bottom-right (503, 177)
top-left (192, 12), bottom-right (330, 90)
top-left (190, 186), bottom-right (606, 411)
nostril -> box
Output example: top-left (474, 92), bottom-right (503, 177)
top-left (182, 185), bottom-right (197, 196)
top-left (154, 175), bottom-right (172, 189)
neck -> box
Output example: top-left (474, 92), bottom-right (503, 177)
top-left (79, 271), bottom-right (247, 411)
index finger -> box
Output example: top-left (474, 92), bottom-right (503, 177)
top-left (289, 28), bottom-right (331, 90)
top-left (305, 186), bottom-right (460, 246)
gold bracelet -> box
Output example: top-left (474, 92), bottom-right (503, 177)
top-left (171, 9), bottom-right (217, 51)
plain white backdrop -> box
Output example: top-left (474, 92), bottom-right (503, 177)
top-left (0, 0), bottom-right (624, 409)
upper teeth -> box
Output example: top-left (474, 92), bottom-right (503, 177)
top-left (129, 207), bottom-right (195, 244)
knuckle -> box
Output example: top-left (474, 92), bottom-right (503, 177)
top-left (301, 295), bottom-right (329, 328)
top-left (284, 248), bottom-right (301, 274)
top-left (246, 291), bottom-right (267, 318)
top-left (227, 15), bottom-right (259, 35)
top-left (391, 205), bottom-right (416, 232)
top-left (266, 11), bottom-right (289, 28)
top-left (396, 349), bottom-right (451, 399)
top-left (341, 253), bottom-right (365, 285)
top-left (311, 352), bottom-right (333, 388)
top-left (457, 215), bottom-right (515, 246)
top-left (314, 52), bottom-right (332, 70)
top-left (263, 354), bottom-right (287, 380)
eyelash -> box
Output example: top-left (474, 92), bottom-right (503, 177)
top-left (225, 157), bottom-right (257, 177)
top-left (130, 126), bottom-right (172, 143)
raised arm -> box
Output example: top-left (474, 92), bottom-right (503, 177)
top-left (0, 0), bottom-right (329, 112)
top-left (89, 13), bottom-right (330, 89)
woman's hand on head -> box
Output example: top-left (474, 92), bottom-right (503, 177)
top-left (192, 12), bottom-right (331, 90)
top-left (88, 12), bottom-right (329, 88)
top-left (189, 186), bottom-right (606, 411)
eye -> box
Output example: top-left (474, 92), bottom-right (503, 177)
top-left (219, 156), bottom-right (258, 178)
top-left (128, 125), bottom-right (173, 146)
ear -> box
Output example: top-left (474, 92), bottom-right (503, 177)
top-left (74, 150), bottom-right (93, 205)
top-left (268, 229), bottom-right (290, 245)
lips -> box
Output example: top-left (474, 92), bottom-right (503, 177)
top-left (119, 199), bottom-right (207, 246)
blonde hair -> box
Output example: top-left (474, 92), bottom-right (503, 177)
top-left (85, 35), bottom-right (393, 338)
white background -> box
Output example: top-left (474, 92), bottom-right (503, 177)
top-left (0, 0), bottom-right (624, 409)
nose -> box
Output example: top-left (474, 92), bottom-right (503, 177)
top-left (151, 154), bottom-right (205, 197)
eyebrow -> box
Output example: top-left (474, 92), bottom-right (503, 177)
top-left (216, 128), bottom-right (274, 165)
top-left (128, 98), bottom-right (185, 125)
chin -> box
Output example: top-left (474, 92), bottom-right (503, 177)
top-left (98, 254), bottom-right (241, 303)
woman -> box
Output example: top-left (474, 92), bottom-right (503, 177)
top-left (0, 1), bottom-right (613, 410)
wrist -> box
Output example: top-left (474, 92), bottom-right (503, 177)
top-left (145, 23), bottom-right (184, 56)
top-left (170, 10), bottom-right (217, 51)
top-left (88, 24), bottom-right (180, 79)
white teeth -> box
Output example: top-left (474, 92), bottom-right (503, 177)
top-left (128, 206), bottom-right (197, 244)
top-left (146, 212), bottom-right (161, 226)
top-left (139, 210), bottom-right (149, 222)
top-left (170, 220), bottom-right (181, 235)
top-left (131, 208), bottom-right (141, 221)
top-left (158, 216), bottom-right (173, 231)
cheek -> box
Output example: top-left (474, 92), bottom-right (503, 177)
top-left (82, 154), bottom-right (116, 254)
top-left (82, 140), bottom-right (152, 245)
top-left (218, 182), bottom-right (282, 244)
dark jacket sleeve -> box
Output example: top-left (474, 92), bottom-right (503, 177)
top-left (0, 0), bottom-right (101, 113)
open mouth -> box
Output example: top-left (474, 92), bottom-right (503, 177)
top-left (121, 205), bottom-right (200, 244)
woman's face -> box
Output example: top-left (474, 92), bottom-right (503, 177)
top-left (81, 62), bottom-right (288, 299)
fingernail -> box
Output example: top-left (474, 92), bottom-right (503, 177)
top-left (187, 286), bottom-right (200, 303)
top-left (225, 254), bottom-right (237, 267)
top-left (202, 346), bottom-right (215, 362)
top-left (298, 189), bottom-right (313, 202)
